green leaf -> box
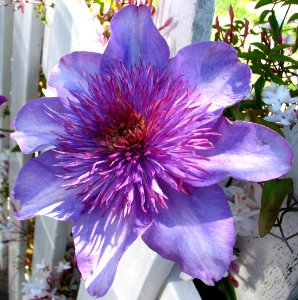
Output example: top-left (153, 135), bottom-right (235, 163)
top-left (255, 0), bottom-right (273, 9)
top-left (268, 53), bottom-right (298, 65)
top-left (216, 277), bottom-right (237, 300)
top-left (254, 76), bottom-right (265, 108)
top-left (11, 145), bottom-right (21, 152)
top-left (259, 178), bottom-right (293, 237)
top-left (251, 42), bottom-right (270, 53)
top-left (235, 20), bottom-right (245, 26)
top-left (271, 44), bottom-right (292, 52)
top-left (259, 9), bottom-right (271, 23)
top-left (2, 105), bottom-right (10, 118)
top-left (233, 35), bottom-right (239, 45)
top-left (250, 64), bottom-right (264, 75)
top-left (282, 0), bottom-right (298, 5)
top-left (288, 13), bottom-right (298, 23)
top-left (268, 72), bottom-right (285, 85)
top-left (268, 12), bottom-right (280, 44)
top-left (261, 65), bottom-right (285, 85)
top-left (254, 117), bottom-right (285, 137)
top-left (239, 50), bottom-right (266, 60)
top-left (194, 278), bottom-right (237, 300)
top-left (243, 111), bottom-right (285, 137)
top-left (294, 27), bottom-right (298, 53)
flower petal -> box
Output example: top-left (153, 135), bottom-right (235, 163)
top-left (167, 42), bottom-right (251, 116)
top-left (73, 202), bottom-right (151, 297)
top-left (187, 117), bottom-right (293, 187)
top-left (48, 51), bottom-right (102, 102)
top-left (13, 151), bottom-right (83, 221)
top-left (0, 95), bottom-right (8, 106)
top-left (102, 5), bottom-right (169, 72)
top-left (142, 183), bottom-right (234, 284)
top-left (11, 97), bottom-right (66, 154)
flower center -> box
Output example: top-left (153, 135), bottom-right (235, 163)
top-left (52, 62), bottom-right (215, 216)
top-left (102, 108), bottom-right (146, 154)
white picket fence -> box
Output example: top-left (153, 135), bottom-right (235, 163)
top-left (0, 1), bottom-right (215, 299)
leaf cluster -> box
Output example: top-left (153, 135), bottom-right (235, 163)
top-left (214, 0), bottom-right (297, 112)
top-left (214, 1), bottom-right (297, 244)
top-left (34, 1), bottom-right (55, 25)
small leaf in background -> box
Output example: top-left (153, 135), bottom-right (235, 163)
top-left (268, 53), bottom-right (298, 65)
top-left (246, 112), bottom-right (285, 137)
top-left (259, 9), bottom-right (271, 23)
top-left (216, 277), bottom-right (237, 300)
top-left (282, 0), bottom-right (298, 6)
top-left (293, 26), bottom-right (298, 53)
top-left (2, 105), bottom-right (10, 118)
top-left (251, 42), bottom-right (269, 53)
top-left (268, 12), bottom-right (280, 44)
top-left (288, 12), bottom-right (298, 23)
top-left (259, 178), bottom-right (293, 237)
top-left (11, 144), bottom-right (21, 152)
top-left (239, 50), bottom-right (267, 60)
top-left (271, 44), bottom-right (292, 53)
top-left (257, 118), bottom-right (285, 137)
top-left (255, 0), bottom-right (274, 9)
top-left (261, 64), bottom-right (285, 85)
top-left (254, 75), bottom-right (265, 108)
top-left (193, 277), bottom-right (237, 300)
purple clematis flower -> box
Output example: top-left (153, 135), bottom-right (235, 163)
top-left (11, 5), bottom-right (292, 297)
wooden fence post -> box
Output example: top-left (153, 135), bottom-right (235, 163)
top-left (0, 4), bottom-right (13, 149)
top-left (8, 4), bottom-right (44, 299)
top-left (158, 265), bottom-right (202, 300)
top-left (42, 0), bottom-right (104, 79)
top-left (0, 4), bottom-right (14, 273)
top-left (154, 0), bottom-right (215, 56)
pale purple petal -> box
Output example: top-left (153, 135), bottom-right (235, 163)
top-left (14, 151), bottom-right (84, 221)
top-left (11, 97), bottom-right (66, 154)
top-left (166, 42), bottom-right (251, 117)
top-left (102, 5), bottom-right (169, 72)
top-left (142, 183), bottom-right (234, 284)
top-left (73, 202), bottom-right (151, 297)
top-left (187, 117), bottom-right (293, 187)
top-left (0, 95), bottom-right (8, 106)
top-left (48, 51), bottom-right (102, 102)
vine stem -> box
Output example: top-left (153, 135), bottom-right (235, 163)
top-left (0, 128), bottom-right (14, 133)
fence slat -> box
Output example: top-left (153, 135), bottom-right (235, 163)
top-left (32, 217), bottom-right (71, 270)
top-left (77, 238), bottom-right (174, 300)
top-left (158, 265), bottom-right (201, 300)
top-left (9, 4), bottom-right (44, 299)
top-left (0, 4), bottom-right (13, 150)
top-left (42, 0), bottom-right (104, 80)
top-left (0, 5), bottom-right (13, 273)
top-left (0, 5), bottom-right (13, 98)
top-left (154, 0), bottom-right (215, 56)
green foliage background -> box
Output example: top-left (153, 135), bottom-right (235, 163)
top-left (215, 0), bottom-right (257, 20)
